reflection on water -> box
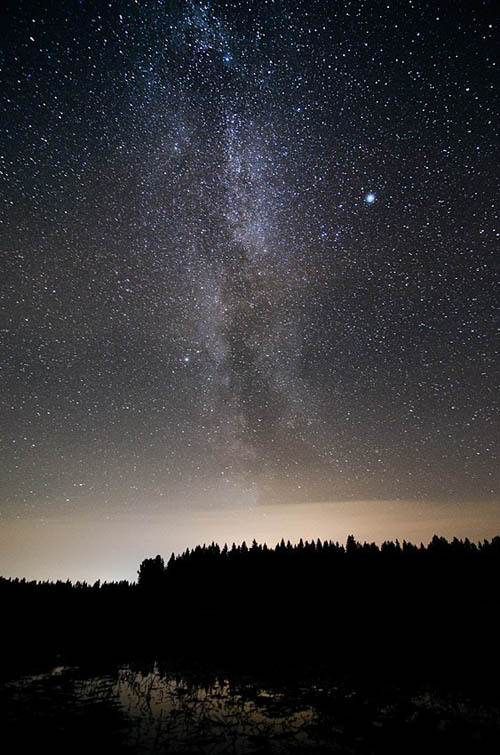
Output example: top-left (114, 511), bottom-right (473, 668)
top-left (3, 663), bottom-right (500, 753)
top-left (115, 665), bottom-right (316, 753)
top-left (4, 664), bottom-right (319, 754)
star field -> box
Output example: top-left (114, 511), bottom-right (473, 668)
top-left (0, 0), bottom-right (498, 520)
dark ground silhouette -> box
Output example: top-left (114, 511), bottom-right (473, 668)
top-left (2, 534), bottom-right (500, 691)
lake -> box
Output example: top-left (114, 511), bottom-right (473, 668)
top-left (3, 662), bottom-right (500, 753)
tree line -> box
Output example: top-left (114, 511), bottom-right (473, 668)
top-left (2, 534), bottom-right (500, 680)
top-left (137, 533), bottom-right (500, 589)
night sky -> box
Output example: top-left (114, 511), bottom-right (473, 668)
top-left (1, 0), bottom-right (498, 580)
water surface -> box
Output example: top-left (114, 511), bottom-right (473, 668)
top-left (4, 663), bottom-right (500, 753)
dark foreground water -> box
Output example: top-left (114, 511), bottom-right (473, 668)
top-left (3, 662), bottom-right (500, 754)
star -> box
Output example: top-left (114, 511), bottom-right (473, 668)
top-left (0, 0), bottom-right (496, 546)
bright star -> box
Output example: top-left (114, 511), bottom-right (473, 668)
top-left (365, 193), bottom-right (376, 204)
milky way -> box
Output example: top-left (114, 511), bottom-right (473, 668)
top-left (1, 0), bottom-right (498, 518)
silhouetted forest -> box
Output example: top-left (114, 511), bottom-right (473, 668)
top-left (2, 535), bottom-right (500, 687)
